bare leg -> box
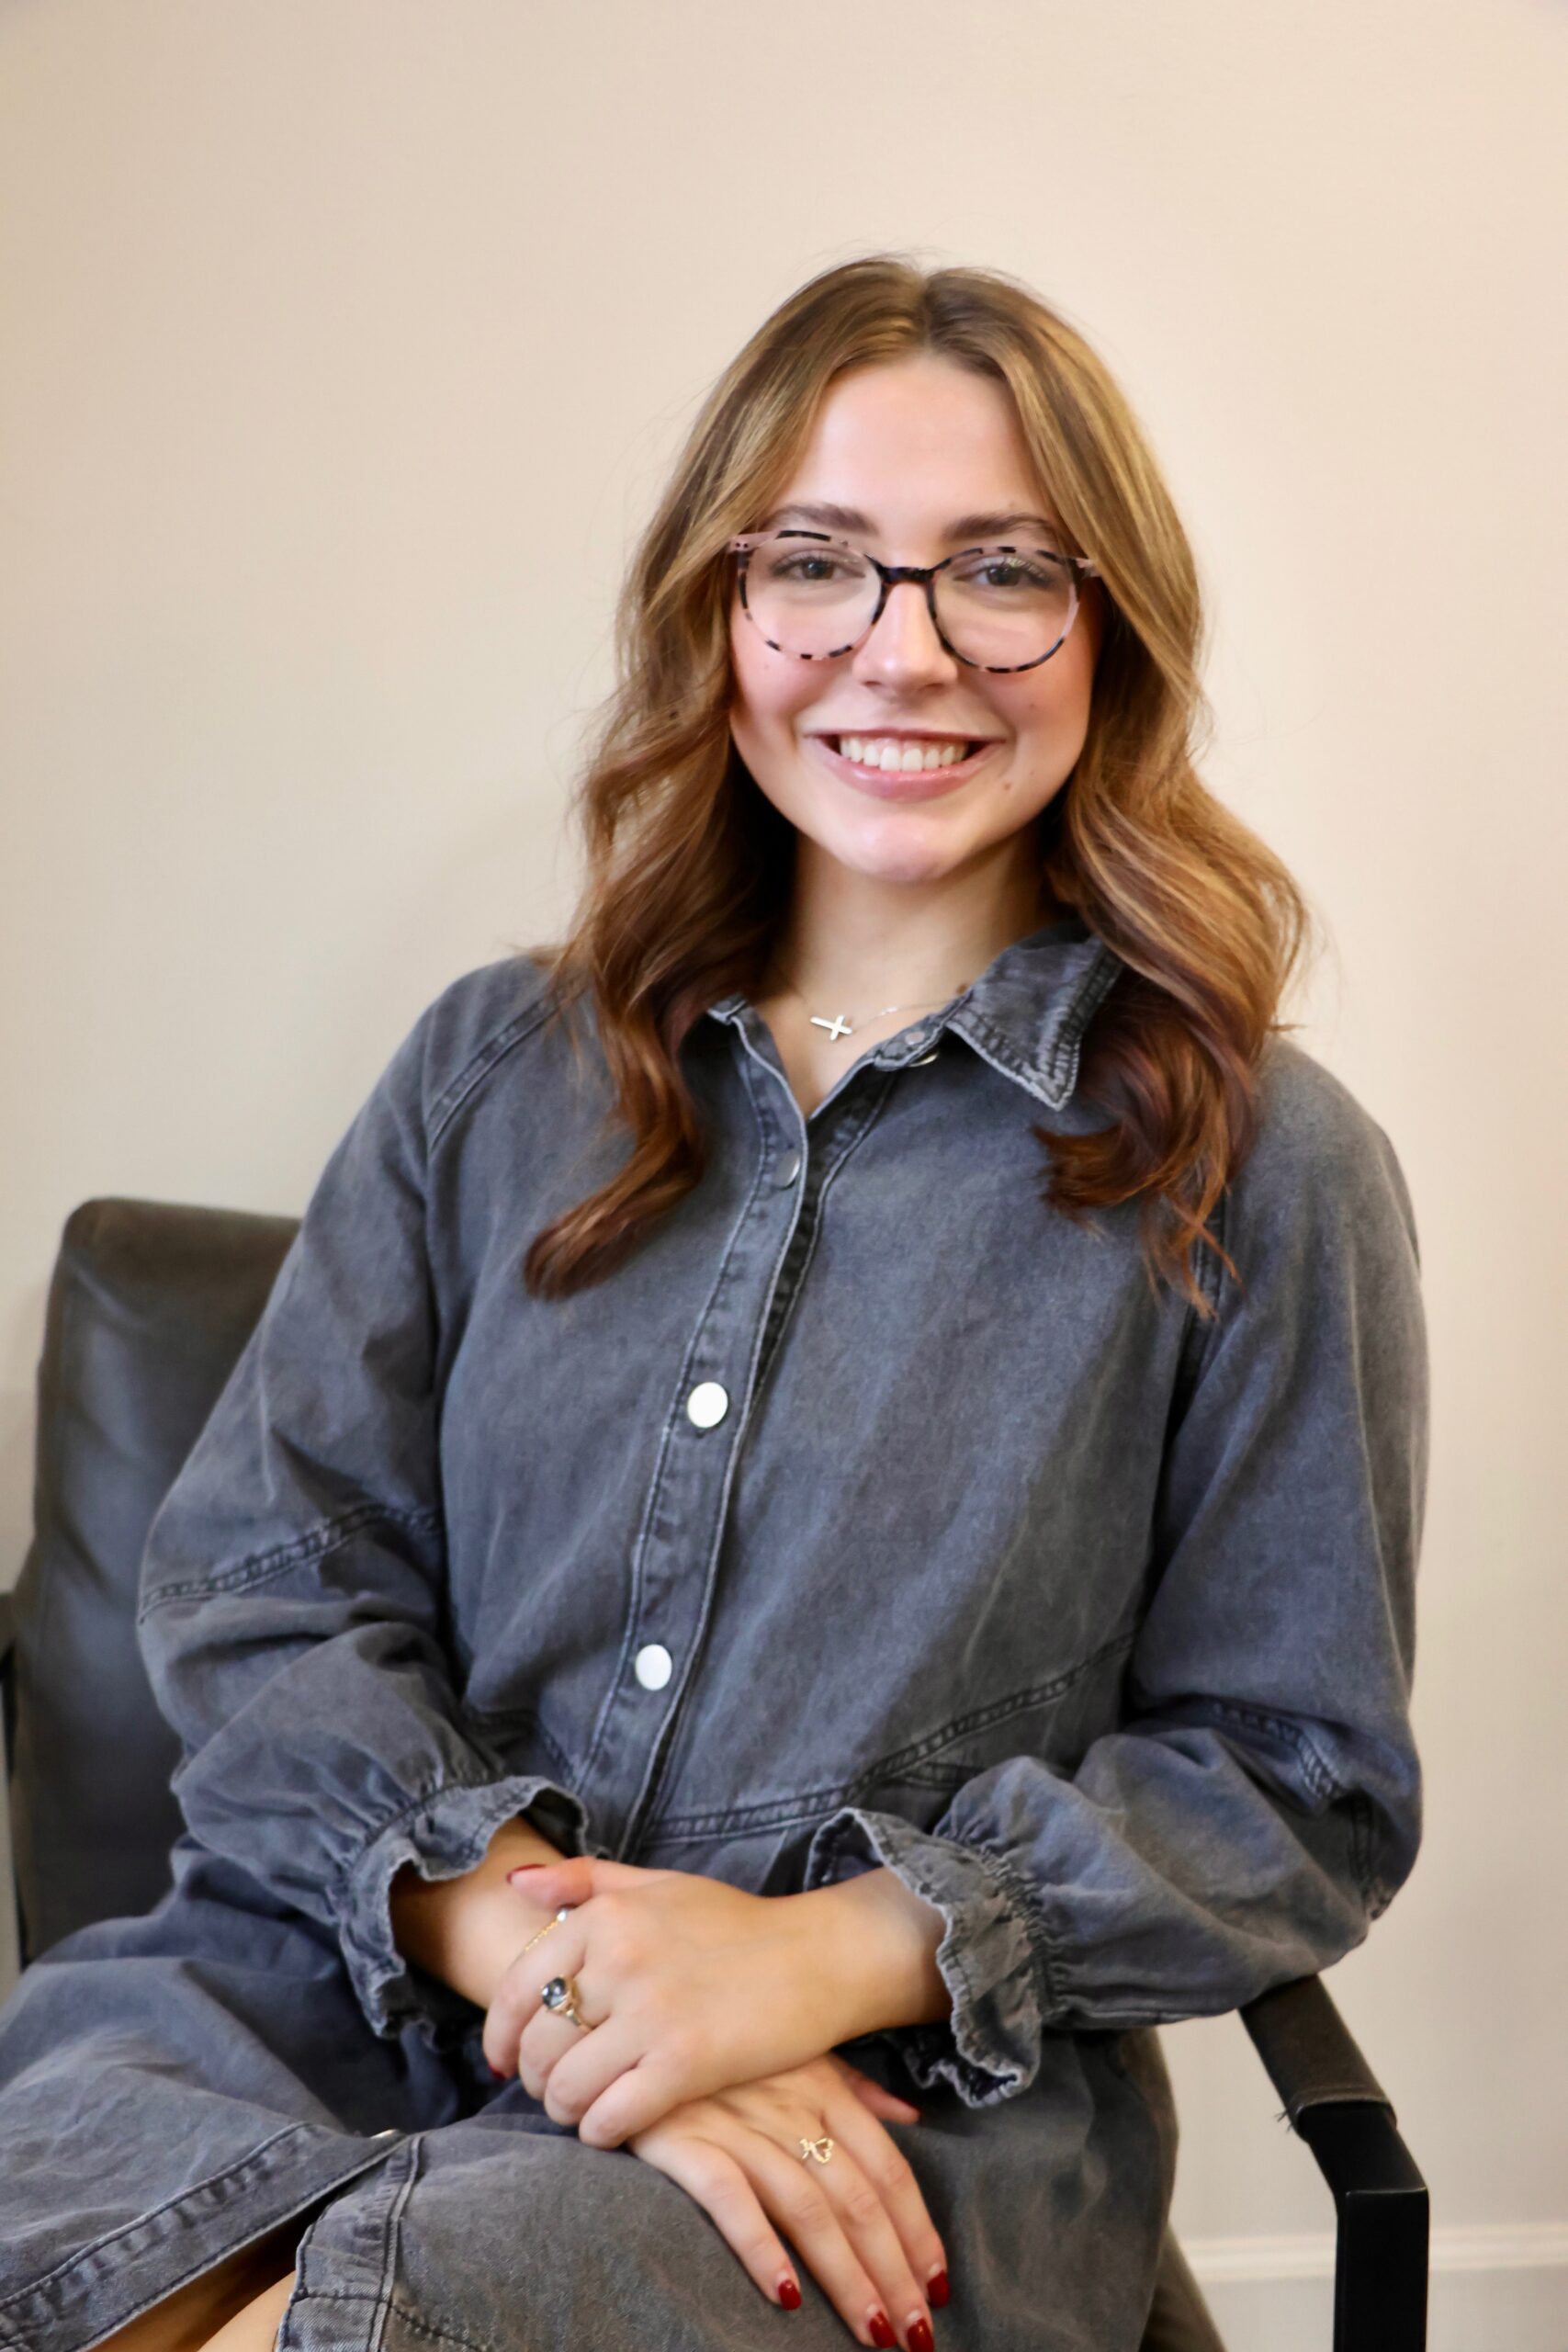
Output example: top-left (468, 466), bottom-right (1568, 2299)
top-left (193, 2267), bottom-right (298, 2352)
top-left (87, 2209), bottom-right (321, 2352)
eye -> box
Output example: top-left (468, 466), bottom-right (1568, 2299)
top-left (955, 551), bottom-right (1066, 593)
top-left (772, 552), bottom-right (852, 582)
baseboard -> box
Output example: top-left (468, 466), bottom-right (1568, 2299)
top-left (1186, 2222), bottom-right (1568, 2352)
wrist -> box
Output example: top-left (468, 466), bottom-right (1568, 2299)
top-left (390, 1815), bottom-right (567, 2011)
top-left (794, 1867), bottom-right (951, 2044)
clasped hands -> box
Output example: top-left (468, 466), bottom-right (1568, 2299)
top-left (481, 1854), bottom-right (888, 2149)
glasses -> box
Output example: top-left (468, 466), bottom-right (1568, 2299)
top-left (728, 528), bottom-right (1100, 673)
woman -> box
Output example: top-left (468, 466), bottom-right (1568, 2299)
top-left (0, 255), bottom-right (1427, 2352)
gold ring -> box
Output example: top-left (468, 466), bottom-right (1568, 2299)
top-left (539, 1973), bottom-right (594, 2031)
top-left (798, 2134), bottom-right (835, 2164)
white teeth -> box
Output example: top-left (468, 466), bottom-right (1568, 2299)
top-left (837, 734), bottom-right (972, 772)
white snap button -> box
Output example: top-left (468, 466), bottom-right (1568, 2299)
top-left (910, 1048), bottom-right (940, 1066)
top-left (372, 2129), bottom-right (398, 2139)
top-left (686, 1380), bottom-right (729, 1428)
top-left (773, 1150), bottom-right (802, 1188)
top-left (634, 1643), bottom-right (673, 1690)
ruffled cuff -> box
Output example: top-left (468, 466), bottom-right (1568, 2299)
top-left (803, 1804), bottom-right (1054, 2109)
top-left (336, 1772), bottom-right (592, 2051)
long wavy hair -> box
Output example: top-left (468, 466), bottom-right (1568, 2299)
top-left (516, 254), bottom-right (1317, 1317)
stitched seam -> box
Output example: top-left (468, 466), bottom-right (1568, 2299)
top-left (647, 1629), bottom-right (1136, 1838)
top-left (424, 987), bottom-right (561, 1154)
top-left (457, 1704), bottom-right (578, 1787)
top-left (620, 1078), bottom-right (903, 1845)
top-left (367, 2134), bottom-right (423, 2352)
top-left (136, 1502), bottom-right (443, 1617)
top-left (292, 2295), bottom-right (496, 2352)
top-left (0, 2126), bottom-right (311, 2312)
top-left (1179, 1693), bottom-right (1348, 1806)
top-left (573, 1056), bottom-right (782, 1793)
top-left (1043, 944), bottom-right (1123, 1088)
top-left (1349, 1789), bottom-right (1382, 1911)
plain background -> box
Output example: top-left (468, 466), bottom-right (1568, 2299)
top-left (1, 6), bottom-right (1563, 2347)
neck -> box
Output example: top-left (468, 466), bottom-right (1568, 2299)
top-left (765, 842), bottom-right (1066, 1012)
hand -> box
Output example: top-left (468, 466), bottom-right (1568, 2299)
top-left (481, 1854), bottom-right (858, 2145)
top-left (627, 2052), bottom-right (948, 2352)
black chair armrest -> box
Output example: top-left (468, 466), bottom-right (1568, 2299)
top-left (1240, 1974), bottom-right (1428, 2351)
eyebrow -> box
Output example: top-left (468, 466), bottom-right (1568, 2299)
top-left (759, 500), bottom-right (1063, 544)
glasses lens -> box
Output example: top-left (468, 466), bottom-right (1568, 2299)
top-left (741, 536), bottom-right (879, 658)
top-left (934, 547), bottom-right (1077, 668)
top-left (741, 537), bottom-right (1078, 666)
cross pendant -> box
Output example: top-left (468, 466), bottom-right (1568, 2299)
top-left (809, 1012), bottom-right (853, 1040)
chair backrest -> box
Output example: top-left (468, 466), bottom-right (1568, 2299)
top-left (8, 1197), bottom-right (298, 1963)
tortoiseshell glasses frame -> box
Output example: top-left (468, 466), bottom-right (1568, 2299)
top-left (727, 526), bottom-right (1102, 673)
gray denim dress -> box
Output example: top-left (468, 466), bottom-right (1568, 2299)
top-left (0, 917), bottom-right (1427, 2352)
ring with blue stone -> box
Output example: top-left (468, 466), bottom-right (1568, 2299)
top-left (539, 1973), bottom-right (593, 2030)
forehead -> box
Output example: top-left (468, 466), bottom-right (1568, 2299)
top-left (762, 356), bottom-right (1057, 540)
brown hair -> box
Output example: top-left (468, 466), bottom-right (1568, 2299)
top-left (515, 254), bottom-right (1317, 1316)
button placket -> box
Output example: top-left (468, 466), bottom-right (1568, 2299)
top-left (577, 1088), bottom-right (812, 1847)
top-left (593, 1034), bottom-right (896, 1858)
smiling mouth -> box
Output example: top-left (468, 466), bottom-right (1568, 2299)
top-left (805, 732), bottom-right (1000, 795)
top-left (813, 731), bottom-right (992, 770)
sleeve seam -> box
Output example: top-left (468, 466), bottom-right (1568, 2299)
top-left (137, 1501), bottom-right (444, 1618)
top-left (1186, 1693), bottom-right (1349, 1807)
top-left (425, 989), bottom-right (560, 1157)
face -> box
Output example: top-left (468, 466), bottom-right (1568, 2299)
top-left (728, 353), bottom-right (1102, 900)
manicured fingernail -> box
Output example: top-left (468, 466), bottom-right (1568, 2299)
top-left (867, 2312), bottom-right (896, 2348)
top-left (906, 2317), bottom-right (934, 2352)
top-left (927, 2267), bottom-right (950, 2308)
top-left (778, 2274), bottom-right (801, 2309)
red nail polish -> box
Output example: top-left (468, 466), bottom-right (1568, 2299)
top-left (907, 2318), bottom-right (935, 2352)
top-left (928, 2267), bottom-right (950, 2308)
top-left (778, 2276), bottom-right (801, 2310)
top-left (508, 1864), bottom-right (546, 1876)
top-left (868, 2312), bottom-right (896, 2348)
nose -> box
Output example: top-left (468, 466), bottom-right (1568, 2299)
top-left (852, 579), bottom-right (958, 684)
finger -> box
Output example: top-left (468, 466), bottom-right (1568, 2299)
top-left (518, 2007), bottom-right (650, 2138)
top-left (820, 2088), bottom-right (948, 2327)
top-left (480, 1918), bottom-right (585, 2078)
top-left (626, 2129), bottom-right (806, 2316)
top-left (739, 2126), bottom-right (925, 2350)
top-left (571, 2037), bottom-right (717, 2149)
top-left (837, 2067), bottom-right (923, 2123)
top-left (506, 1853), bottom-right (662, 1902)
top-left (505, 1855), bottom-right (597, 1906)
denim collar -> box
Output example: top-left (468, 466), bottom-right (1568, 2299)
top-left (705, 915), bottom-right (1124, 1112)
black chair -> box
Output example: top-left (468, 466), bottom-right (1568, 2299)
top-left (0, 1198), bottom-right (1430, 2352)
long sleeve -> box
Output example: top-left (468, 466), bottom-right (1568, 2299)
top-left (804, 1042), bottom-right (1428, 2108)
top-left (135, 983), bottom-right (590, 2052)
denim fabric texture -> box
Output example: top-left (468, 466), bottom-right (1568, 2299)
top-left (0, 916), bottom-right (1427, 2351)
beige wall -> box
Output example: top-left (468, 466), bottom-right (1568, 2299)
top-left (3, 5), bottom-right (1564, 2344)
